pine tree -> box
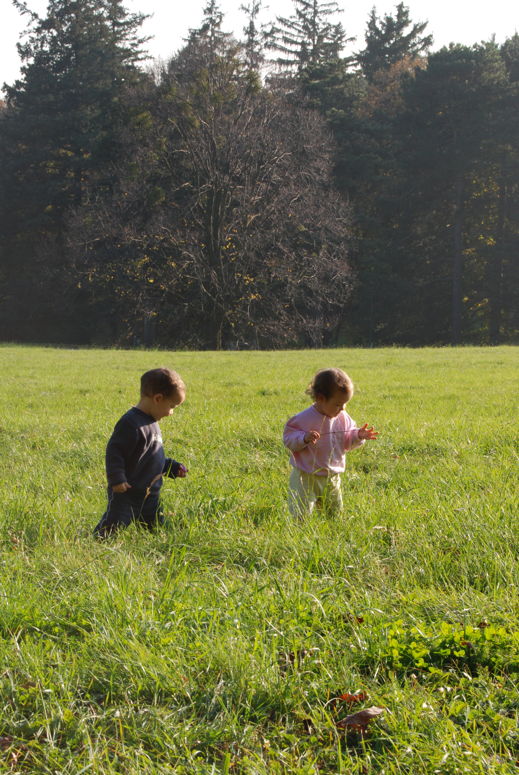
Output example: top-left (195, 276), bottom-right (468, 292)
top-left (357, 2), bottom-right (432, 82)
top-left (265, 0), bottom-right (354, 116)
top-left (185, 0), bottom-right (233, 62)
top-left (0, 0), bottom-right (148, 341)
top-left (241, 0), bottom-right (264, 75)
top-left (397, 43), bottom-right (511, 343)
top-left (485, 37), bottom-right (519, 341)
top-left (266, 0), bottom-right (350, 73)
top-left (3, 0), bottom-right (147, 214)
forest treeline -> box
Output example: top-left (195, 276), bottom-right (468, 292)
top-left (0, 0), bottom-right (517, 348)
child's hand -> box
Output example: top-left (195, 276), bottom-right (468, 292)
top-left (358, 423), bottom-right (379, 441)
top-left (304, 430), bottom-right (320, 444)
top-left (113, 482), bottom-right (132, 493)
top-left (177, 463), bottom-right (188, 477)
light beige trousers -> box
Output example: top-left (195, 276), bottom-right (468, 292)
top-left (288, 467), bottom-right (343, 518)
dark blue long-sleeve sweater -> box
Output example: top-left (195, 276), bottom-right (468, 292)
top-left (106, 407), bottom-right (181, 493)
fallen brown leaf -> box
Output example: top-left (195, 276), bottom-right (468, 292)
top-left (336, 706), bottom-right (385, 733)
top-left (344, 614), bottom-right (364, 624)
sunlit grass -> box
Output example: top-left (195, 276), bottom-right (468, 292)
top-left (0, 344), bottom-right (517, 773)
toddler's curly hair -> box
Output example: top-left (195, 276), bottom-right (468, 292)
top-left (306, 368), bottom-right (354, 402)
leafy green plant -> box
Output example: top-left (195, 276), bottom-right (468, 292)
top-left (360, 619), bottom-right (519, 674)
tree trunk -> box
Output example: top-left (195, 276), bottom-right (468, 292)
top-left (143, 312), bottom-right (156, 348)
top-left (488, 178), bottom-right (506, 344)
top-left (451, 177), bottom-right (464, 345)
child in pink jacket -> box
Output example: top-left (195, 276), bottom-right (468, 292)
top-left (283, 368), bottom-right (378, 517)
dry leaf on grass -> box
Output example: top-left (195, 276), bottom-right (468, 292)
top-left (336, 706), bottom-right (385, 733)
top-left (344, 614), bottom-right (365, 624)
top-left (328, 690), bottom-right (369, 712)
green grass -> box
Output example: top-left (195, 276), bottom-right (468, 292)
top-left (0, 344), bottom-right (517, 773)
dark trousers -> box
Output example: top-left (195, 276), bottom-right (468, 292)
top-left (94, 488), bottom-right (164, 538)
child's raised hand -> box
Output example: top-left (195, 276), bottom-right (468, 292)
top-left (358, 423), bottom-right (379, 441)
top-left (177, 463), bottom-right (188, 477)
top-left (304, 430), bottom-right (320, 444)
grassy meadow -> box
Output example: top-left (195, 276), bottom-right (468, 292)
top-left (0, 344), bottom-right (517, 774)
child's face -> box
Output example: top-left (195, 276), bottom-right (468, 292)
top-left (151, 389), bottom-right (185, 421)
top-left (314, 389), bottom-right (347, 418)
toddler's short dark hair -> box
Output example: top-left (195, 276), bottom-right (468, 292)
top-left (140, 368), bottom-right (185, 398)
top-left (306, 368), bottom-right (354, 402)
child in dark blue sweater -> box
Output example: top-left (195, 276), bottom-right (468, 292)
top-left (94, 368), bottom-right (187, 537)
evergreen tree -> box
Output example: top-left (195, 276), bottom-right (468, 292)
top-left (484, 37), bottom-right (519, 341)
top-left (333, 32), bottom-right (519, 346)
top-left (357, 2), bottom-right (432, 82)
top-left (241, 0), bottom-right (264, 75)
top-left (267, 0), bottom-right (346, 70)
top-left (501, 33), bottom-right (519, 82)
top-left (396, 43), bottom-right (512, 343)
top-left (0, 0), bottom-right (147, 341)
top-left (186, 0), bottom-right (233, 62)
top-left (265, 0), bottom-right (355, 115)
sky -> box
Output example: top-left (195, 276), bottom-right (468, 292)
top-left (2, 0), bottom-right (518, 90)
